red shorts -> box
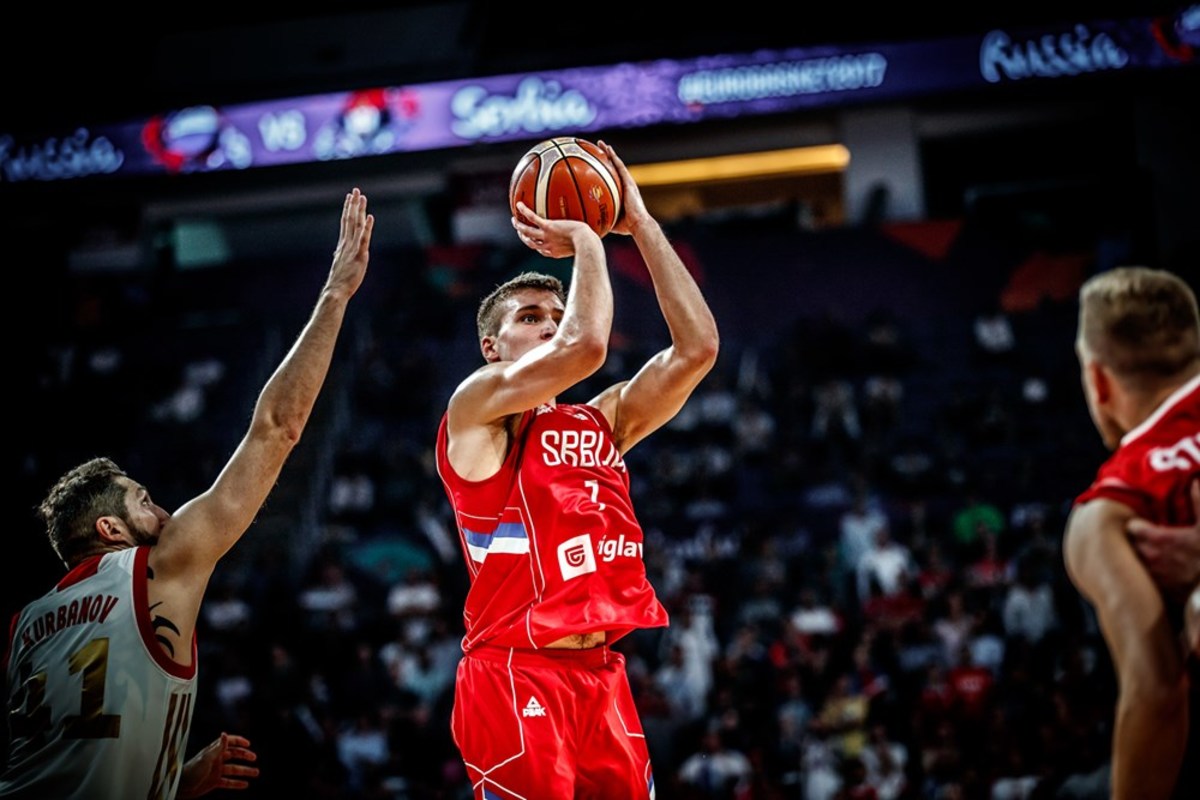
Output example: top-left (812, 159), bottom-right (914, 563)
top-left (451, 643), bottom-right (656, 799)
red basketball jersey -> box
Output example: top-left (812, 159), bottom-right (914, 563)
top-left (1075, 373), bottom-right (1200, 525)
top-left (436, 403), bottom-right (669, 651)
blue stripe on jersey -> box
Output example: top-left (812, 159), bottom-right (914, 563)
top-left (483, 789), bottom-right (504, 800)
top-left (464, 522), bottom-right (530, 562)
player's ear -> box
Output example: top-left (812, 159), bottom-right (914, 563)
top-left (481, 336), bottom-right (499, 362)
top-left (1087, 361), bottom-right (1112, 405)
top-left (95, 516), bottom-right (125, 545)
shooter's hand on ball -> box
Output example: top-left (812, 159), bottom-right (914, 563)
top-left (512, 201), bottom-right (599, 259)
top-left (600, 140), bottom-right (649, 237)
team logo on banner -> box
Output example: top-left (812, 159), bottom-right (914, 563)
top-left (141, 105), bottom-right (252, 172)
top-left (313, 87), bottom-right (420, 161)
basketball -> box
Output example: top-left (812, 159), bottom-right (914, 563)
top-left (509, 137), bottom-right (623, 237)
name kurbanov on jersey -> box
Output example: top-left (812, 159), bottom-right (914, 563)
top-left (18, 594), bottom-right (120, 649)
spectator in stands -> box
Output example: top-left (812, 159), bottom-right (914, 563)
top-left (932, 588), bottom-right (974, 667)
top-left (1002, 557), bottom-right (1058, 646)
top-left (972, 301), bottom-right (1016, 368)
top-left (676, 727), bottom-right (753, 798)
top-left (839, 482), bottom-right (890, 584)
top-left (855, 523), bottom-right (915, 608)
top-left (860, 722), bottom-right (909, 800)
top-left (654, 642), bottom-right (709, 723)
top-left (811, 377), bottom-right (862, 464)
top-left (964, 529), bottom-right (1012, 591)
top-left (947, 643), bottom-right (995, 731)
top-left (951, 488), bottom-right (1006, 561)
top-left (297, 557), bottom-right (360, 633)
top-left (811, 673), bottom-right (871, 760)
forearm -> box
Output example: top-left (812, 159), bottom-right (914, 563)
top-left (631, 220), bottom-right (718, 358)
top-left (559, 229), bottom-right (613, 346)
top-left (254, 288), bottom-right (351, 439)
top-left (1112, 679), bottom-right (1188, 800)
top-left (176, 753), bottom-right (206, 799)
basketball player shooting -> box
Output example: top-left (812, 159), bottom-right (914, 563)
top-left (435, 140), bottom-right (719, 798)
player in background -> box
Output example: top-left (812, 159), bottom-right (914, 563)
top-left (435, 140), bottom-right (718, 798)
top-left (1064, 265), bottom-right (1200, 800)
top-left (0, 188), bottom-right (374, 799)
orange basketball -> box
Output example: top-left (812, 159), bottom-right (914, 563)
top-left (509, 137), bottom-right (623, 238)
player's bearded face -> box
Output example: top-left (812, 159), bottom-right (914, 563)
top-left (122, 514), bottom-right (161, 546)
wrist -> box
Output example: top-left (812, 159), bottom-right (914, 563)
top-left (627, 214), bottom-right (659, 241)
top-left (176, 759), bottom-right (200, 799)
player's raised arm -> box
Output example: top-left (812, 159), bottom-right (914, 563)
top-left (155, 188), bottom-right (373, 577)
top-left (589, 140), bottom-right (719, 453)
top-left (449, 205), bottom-right (609, 430)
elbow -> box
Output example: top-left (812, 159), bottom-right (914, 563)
top-left (542, 333), bottom-right (607, 384)
top-left (700, 331), bottom-right (721, 369)
top-left (253, 411), bottom-right (307, 449)
top-left (573, 334), bottom-right (609, 375)
top-left (683, 332), bottom-right (720, 375)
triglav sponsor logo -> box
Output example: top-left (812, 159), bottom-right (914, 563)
top-left (557, 534), bottom-right (598, 580)
top-left (597, 533), bottom-right (643, 563)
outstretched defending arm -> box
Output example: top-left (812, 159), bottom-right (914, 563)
top-left (154, 189), bottom-right (374, 578)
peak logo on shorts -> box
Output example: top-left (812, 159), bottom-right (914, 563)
top-left (557, 534), bottom-right (597, 580)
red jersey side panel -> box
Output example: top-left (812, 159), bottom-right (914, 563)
top-left (436, 403), bottom-right (668, 651)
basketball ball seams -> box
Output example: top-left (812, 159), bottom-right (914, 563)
top-left (509, 136), bottom-right (622, 237)
top-left (557, 142), bottom-right (592, 230)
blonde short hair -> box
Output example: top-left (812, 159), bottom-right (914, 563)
top-left (1078, 266), bottom-right (1200, 388)
top-left (475, 271), bottom-right (565, 339)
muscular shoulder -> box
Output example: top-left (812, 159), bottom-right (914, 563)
top-left (1063, 498), bottom-right (1136, 594)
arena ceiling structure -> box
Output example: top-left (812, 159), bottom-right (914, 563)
top-left (1, 2), bottom-right (1195, 266)
top-left (3, 1), bottom-right (1185, 131)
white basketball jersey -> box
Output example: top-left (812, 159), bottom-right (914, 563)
top-left (0, 546), bottom-right (197, 799)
